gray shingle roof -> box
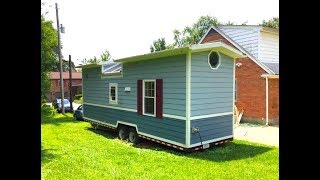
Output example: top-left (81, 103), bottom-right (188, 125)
top-left (261, 62), bottom-right (279, 74)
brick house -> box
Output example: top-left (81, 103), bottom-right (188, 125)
top-left (199, 25), bottom-right (279, 125)
top-left (46, 72), bottom-right (82, 102)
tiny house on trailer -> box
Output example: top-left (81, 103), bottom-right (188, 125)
top-left (77, 42), bottom-right (244, 151)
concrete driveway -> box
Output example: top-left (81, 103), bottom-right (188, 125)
top-left (234, 123), bottom-right (279, 147)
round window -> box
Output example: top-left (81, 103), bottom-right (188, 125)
top-left (208, 51), bottom-right (220, 69)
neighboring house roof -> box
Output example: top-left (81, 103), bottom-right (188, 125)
top-left (49, 72), bottom-right (82, 79)
top-left (217, 25), bottom-right (279, 33)
top-left (198, 26), bottom-right (278, 75)
top-left (261, 62), bottom-right (279, 74)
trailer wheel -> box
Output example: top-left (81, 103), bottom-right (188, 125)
top-left (128, 128), bottom-right (140, 144)
top-left (118, 126), bottom-right (128, 140)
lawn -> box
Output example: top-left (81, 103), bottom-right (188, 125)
top-left (41, 106), bottom-right (278, 180)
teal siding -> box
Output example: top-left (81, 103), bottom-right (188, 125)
top-left (190, 115), bottom-right (233, 144)
top-left (83, 104), bottom-right (186, 144)
top-left (190, 51), bottom-right (234, 117)
top-left (82, 54), bottom-right (186, 117)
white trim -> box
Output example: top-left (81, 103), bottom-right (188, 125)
top-left (109, 83), bottom-right (118, 104)
top-left (208, 50), bottom-right (221, 70)
top-left (189, 135), bottom-right (234, 148)
top-left (261, 74), bottom-right (279, 78)
top-left (197, 26), bottom-right (275, 74)
top-left (186, 51), bottom-right (191, 147)
top-left (190, 112), bottom-right (234, 120)
top-left (190, 42), bottom-right (244, 57)
top-left (142, 80), bottom-right (156, 117)
top-left (265, 77), bottom-right (269, 126)
top-left (85, 117), bottom-right (116, 127)
top-left (163, 114), bottom-right (186, 120)
top-left (83, 102), bottom-right (186, 120)
top-left (83, 102), bottom-right (136, 112)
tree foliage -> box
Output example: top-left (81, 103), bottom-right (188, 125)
top-left (81, 49), bottom-right (113, 65)
top-left (150, 38), bottom-right (167, 52)
top-left (51, 60), bottom-right (76, 72)
top-left (149, 15), bottom-right (222, 52)
top-left (41, 15), bottom-right (58, 101)
top-left (261, 17), bottom-right (279, 29)
top-left (100, 49), bottom-right (112, 61)
top-left (173, 15), bottom-right (221, 47)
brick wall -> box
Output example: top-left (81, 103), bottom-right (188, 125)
top-left (268, 78), bottom-right (279, 124)
top-left (235, 58), bottom-right (266, 119)
top-left (47, 79), bottom-right (82, 102)
top-left (51, 79), bottom-right (82, 92)
top-left (235, 58), bottom-right (279, 125)
top-left (200, 29), bottom-right (236, 48)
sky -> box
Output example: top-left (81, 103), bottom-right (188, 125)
top-left (42, 0), bottom-right (279, 66)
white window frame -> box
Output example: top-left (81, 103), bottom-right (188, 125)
top-left (208, 50), bottom-right (221, 70)
top-left (143, 80), bottom-right (156, 117)
top-left (109, 83), bottom-right (118, 104)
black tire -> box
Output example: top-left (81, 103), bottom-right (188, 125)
top-left (118, 126), bottom-right (129, 140)
top-left (128, 128), bottom-right (140, 144)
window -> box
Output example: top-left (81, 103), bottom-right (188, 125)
top-left (235, 79), bottom-right (237, 102)
top-left (58, 80), bottom-right (61, 87)
top-left (143, 80), bottom-right (156, 116)
top-left (109, 83), bottom-right (118, 104)
top-left (208, 51), bottom-right (221, 69)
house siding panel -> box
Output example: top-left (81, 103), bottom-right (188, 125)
top-left (83, 104), bottom-right (186, 144)
top-left (259, 31), bottom-right (279, 62)
top-left (82, 54), bottom-right (186, 117)
top-left (190, 115), bottom-right (233, 144)
top-left (190, 51), bottom-right (234, 117)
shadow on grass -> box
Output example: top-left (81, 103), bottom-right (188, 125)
top-left (85, 126), bottom-right (273, 162)
top-left (41, 106), bottom-right (82, 125)
top-left (86, 127), bottom-right (118, 139)
top-left (41, 115), bottom-right (82, 125)
top-left (41, 148), bottom-right (60, 164)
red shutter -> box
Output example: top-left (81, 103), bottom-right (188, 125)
top-left (137, 80), bottom-right (143, 115)
top-left (156, 79), bottom-right (163, 119)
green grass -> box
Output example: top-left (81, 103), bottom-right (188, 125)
top-left (41, 106), bottom-right (279, 180)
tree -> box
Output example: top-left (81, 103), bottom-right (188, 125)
top-left (41, 15), bottom-right (58, 101)
top-left (261, 17), bottom-right (279, 29)
top-left (173, 15), bottom-right (221, 47)
top-left (100, 49), bottom-right (112, 61)
top-left (81, 49), bottom-right (113, 65)
top-left (150, 38), bottom-right (167, 52)
top-left (51, 60), bottom-right (76, 72)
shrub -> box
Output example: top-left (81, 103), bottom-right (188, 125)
top-left (74, 94), bottom-right (82, 100)
top-left (74, 97), bottom-right (83, 104)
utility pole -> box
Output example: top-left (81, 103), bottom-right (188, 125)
top-left (55, 3), bottom-right (64, 114)
top-left (69, 55), bottom-right (73, 111)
